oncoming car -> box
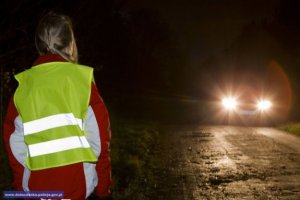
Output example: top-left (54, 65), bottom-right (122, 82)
top-left (220, 95), bottom-right (273, 124)
top-left (221, 96), bottom-right (272, 115)
top-left (213, 84), bottom-right (290, 125)
top-left (203, 62), bottom-right (292, 126)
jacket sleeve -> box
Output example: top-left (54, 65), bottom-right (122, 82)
top-left (89, 83), bottom-right (112, 198)
top-left (3, 97), bottom-right (26, 190)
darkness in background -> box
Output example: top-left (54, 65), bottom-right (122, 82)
top-left (1, 0), bottom-right (300, 124)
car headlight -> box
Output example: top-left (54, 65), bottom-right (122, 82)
top-left (222, 97), bottom-right (237, 110)
top-left (257, 100), bottom-right (272, 111)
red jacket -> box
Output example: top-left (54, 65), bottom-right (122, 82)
top-left (3, 53), bottom-right (112, 199)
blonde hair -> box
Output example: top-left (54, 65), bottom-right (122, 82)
top-left (35, 12), bottom-right (78, 63)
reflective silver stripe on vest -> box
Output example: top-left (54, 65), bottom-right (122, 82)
top-left (23, 113), bottom-right (83, 135)
top-left (28, 136), bottom-right (91, 157)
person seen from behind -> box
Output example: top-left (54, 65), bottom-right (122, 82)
top-left (3, 12), bottom-right (112, 200)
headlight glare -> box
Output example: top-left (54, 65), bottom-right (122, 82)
top-left (222, 97), bottom-right (237, 110)
top-left (257, 100), bottom-right (272, 111)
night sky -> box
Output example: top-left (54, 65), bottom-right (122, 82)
top-left (1, 0), bottom-right (300, 119)
top-left (126, 0), bottom-right (280, 64)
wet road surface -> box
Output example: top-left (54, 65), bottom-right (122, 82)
top-left (156, 126), bottom-right (300, 200)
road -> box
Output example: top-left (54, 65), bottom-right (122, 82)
top-left (155, 126), bottom-right (300, 200)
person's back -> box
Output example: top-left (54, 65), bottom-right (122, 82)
top-left (3, 12), bottom-right (112, 200)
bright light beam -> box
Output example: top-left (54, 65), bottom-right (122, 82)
top-left (222, 97), bottom-right (237, 110)
top-left (257, 100), bottom-right (272, 111)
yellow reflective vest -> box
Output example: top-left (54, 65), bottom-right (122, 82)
top-left (14, 62), bottom-right (97, 170)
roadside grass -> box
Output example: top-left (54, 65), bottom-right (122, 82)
top-left (278, 122), bottom-right (300, 137)
top-left (110, 118), bottom-right (161, 199)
